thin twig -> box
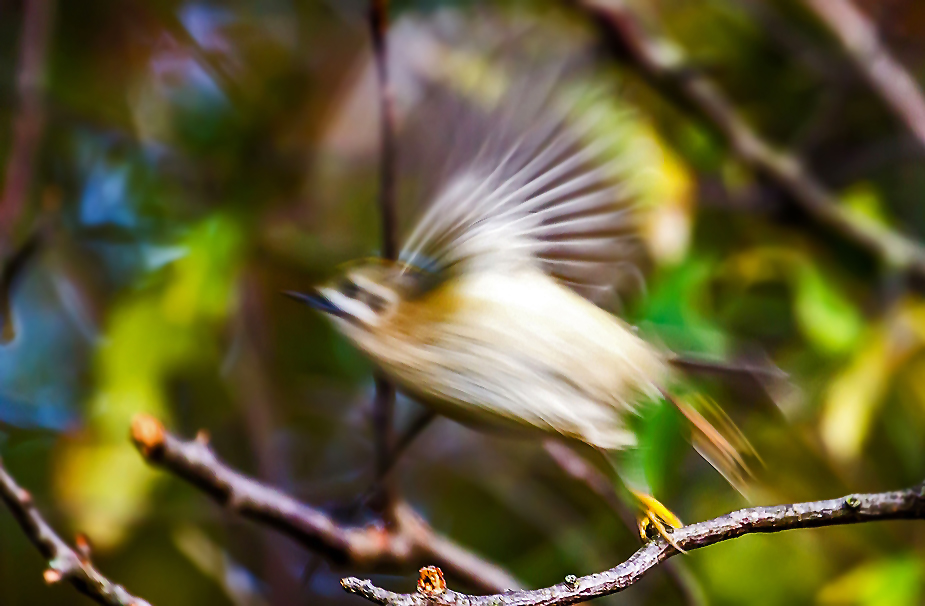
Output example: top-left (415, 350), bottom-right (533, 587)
top-left (370, 0), bottom-right (398, 261)
top-left (0, 0), bottom-right (54, 249)
top-left (370, 0), bottom-right (400, 508)
top-left (353, 409), bottom-right (437, 514)
top-left (542, 441), bottom-right (635, 529)
top-left (233, 275), bottom-right (304, 604)
top-left (130, 414), bottom-right (522, 594)
top-left (372, 376), bottom-right (397, 508)
top-left (568, 0), bottom-right (925, 281)
top-left (802, 0), bottom-right (925, 149)
top-left (0, 460), bottom-right (153, 606)
top-left (0, 0), bottom-right (55, 342)
top-left (342, 480), bottom-right (925, 605)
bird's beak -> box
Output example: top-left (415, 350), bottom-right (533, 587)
top-left (284, 289), bottom-right (345, 318)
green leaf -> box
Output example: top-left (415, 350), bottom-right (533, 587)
top-left (641, 257), bottom-right (729, 356)
top-left (819, 555), bottom-right (924, 606)
top-left (794, 264), bottom-right (863, 355)
top-left (638, 398), bottom-right (685, 497)
top-left (842, 183), bottom-right (891, 228)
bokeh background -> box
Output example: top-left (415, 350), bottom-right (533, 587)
top-left (2, 1), bottom-right (925, 605)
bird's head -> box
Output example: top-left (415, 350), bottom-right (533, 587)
top-left (287, 260), bottom-right (434, 341)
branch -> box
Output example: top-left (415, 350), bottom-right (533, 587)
top-left (0, 0), bottom-right (55, 342)
top-left (342, 481), bottom-right (925, 605)
top-left (130, 414), bottom-right (522, 594)
top-left (0, 0), bottom-right (54, 248)
top-left (370, 0), bottom-right (398, 260)
top-left (369, 0), bottom-right (399, 504)
top-left (372, 375), bottom-right (397, 507)
top-left (353, 409), bottom-right (437, 514)
top-left (568, 0), bottom-right (925, 281)
top-left (542, 440), bottom-right (634, 528)
top-left (802, 0), bottom-right (925, 150)
top-left (0, 460), bottom-right (152, 606)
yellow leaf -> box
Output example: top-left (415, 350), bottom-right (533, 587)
top-left (820, 332), bottom-right (890, 461)
top-left (821, 301), bottom-right (925, 461)
top-left (54, 215), bottom-right (242, 549)
top-left (55, 442), bottom-right (157, 547)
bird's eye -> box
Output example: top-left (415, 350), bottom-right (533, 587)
top-left (340, 279), bottom-right (360, 298)
top-left (368, 294), bottom-right (388, 314)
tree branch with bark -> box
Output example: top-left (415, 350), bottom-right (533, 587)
top-left (801, 0), bottom-right (925, 150)
top-left (129, 414), bottom-right (522, 594)
top-left (342, 481), bottom-right (925, 605)
top-left (0, 460), bottom-right (152, 606)
top-left (0, 0), bottom-right (55, 343)
top-left (567, 0), bottom-right (925, 283)
top-left (370, 0), bottom-right (400, 513)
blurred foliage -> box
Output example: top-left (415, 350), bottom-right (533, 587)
top-left (56, 214), bottom-right (242, 546)
top-left (2, 1), bottom-right (925, 605)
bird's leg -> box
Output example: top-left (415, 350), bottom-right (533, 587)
top-left (601, 443), bottom-right (687, 552)
top-left (632, 490), bottom-right (686, 553)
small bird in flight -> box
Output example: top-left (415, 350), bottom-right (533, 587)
top-left (290, 57), bottom-right (753, 551)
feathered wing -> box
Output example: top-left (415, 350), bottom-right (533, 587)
top-left (396, 61), bottom-right (648, 305)
top-left (386, 19), bottom-right (759, 493)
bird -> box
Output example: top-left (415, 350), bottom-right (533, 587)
top-left (288, 59), bottom-right (754, 550)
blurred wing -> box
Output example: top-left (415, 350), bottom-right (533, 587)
top-left (397, 73), bottom-right (646, 305)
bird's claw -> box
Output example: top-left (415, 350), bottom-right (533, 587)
top-left (633, 491), bottom-right (686, 554)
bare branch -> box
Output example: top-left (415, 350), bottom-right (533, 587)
top-left (130, 414), bottom-right (522, 594)
top-left (372, 376), bottom-right (397, 509)
top-left (0, 460), bottom-right (153, 606)
top-left (354, 409), bottom-right (438, 514)
top-left (0, 0), bottom-right (54, 248)
top-left (0, 0), bottom-right (55, 342)
top-left (802, 0), bottom-right (925, 149)
top-left (369, 0), bottom-right (399, 507)
top-left (342, 481), bottom-right (925, 605)
top-left (542, 440), bottom-right (635, 527)
top-left (370, 0), bottom-right (399, 260)
top-left (567, 0), bottom-right (925, 281)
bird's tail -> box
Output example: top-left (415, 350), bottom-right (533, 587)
top-left (658, 386), bottom-right (761, 496)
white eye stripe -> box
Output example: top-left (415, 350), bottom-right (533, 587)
top-left (323, 288), bottom-right (380, 325)
top-left (351, 275), bottom-right (398, 304)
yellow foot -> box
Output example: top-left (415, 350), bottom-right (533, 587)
top-left (633, 491), bottom-right (686, 553)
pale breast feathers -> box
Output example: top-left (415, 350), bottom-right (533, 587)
top-left (375, 271), bottom-right (667, 448)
